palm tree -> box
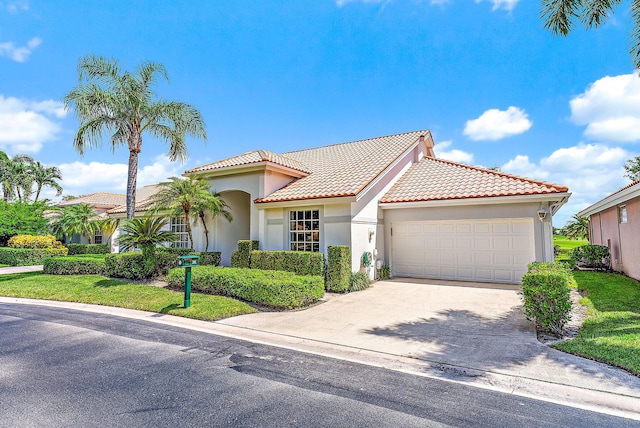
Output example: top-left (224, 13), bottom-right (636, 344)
top-left (2, 154), bottom-right (34, 202)
top-left (151, 176), bottom-right (229, 249)
top-left (63, 55), bottom-right (207, 219)
top-left (31, 161), bottom-right (63, 202)
top-left (563, 214), bottom-right (589, 241)
top-left (542, 1), bottom-right (640, 70)
top-left (118, 216), bottom-right (178, 276)
top-left (50, 203), bottom-right (99, 243)
top-left (193, 189), bottom-right (232, 251)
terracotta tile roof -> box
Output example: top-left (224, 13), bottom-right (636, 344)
top-left (106, 185), bottom-right (163, 215)
top-left (256, 130), bottom-right (429, 203)
top-left (380, 157), bottom-right (569, 204)
top-left (57, 192), bottom-right (126, 207)
top-left (185, 150), bottom-right (311, 175)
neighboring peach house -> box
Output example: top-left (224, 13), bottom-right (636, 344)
top-left (62, 130), bottom-right (570, 283)
top-left (578, 180), bottom-right (640, 281)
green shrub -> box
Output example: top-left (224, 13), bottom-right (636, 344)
top-left (349, 271), bottom-right (371, 292)
top-left (166, 266), bottom-right (324, 309)
top-left (521, 262), bottom-right (573, 337)
top-left (105, 251), bottom-right (180, 279)
top-left (0, 201), bottom-right (49, 247)
top-left (571, 245), bottom-right (610, 270)
top-left (250, 250), bottom-right (325, 276)
top-left (326, 246), bottom-right (351, 292)
top-left (553, 245), bottom-right (561, 258)
top-left (0, 247), bottom-right (68, 266)
top-left (376, 264), bottom-right (391, 280)
top-left (199, 251), bottom-right (221, 266)
top-left (66, 243), bottom-right (111, 255)
top-left (8, 234), bottom-right (64, 249)
top-left (231, 240), bottom-right (259, 268)
top-left (157, 247), bottom-right (196, 256)
top-left (44, 255), bottom-right (107, 275)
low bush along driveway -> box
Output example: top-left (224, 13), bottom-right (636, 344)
top-left (554, 270), bottom-right (640, 376)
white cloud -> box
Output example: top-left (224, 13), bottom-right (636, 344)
top-left (475, 0), bottom-right (519, 11)
top-left (0, 37), bottom-right (41, 62)
top-left (570, 73), bottom-right (640, 142)
top-left (0, 94), bottom-right (65, 153)
top-left (54, 155), bottom-right (183, 199)
top-left (336, 0), bottom-right (385, 6)
top-left (433, 140), bottom-right (474, 163)
top-left (1, 1), bottom-right (29, 13)
top-left (501, 143), bottom-right (632, 226)
top-left (463, 106), bottom-right (532, 141)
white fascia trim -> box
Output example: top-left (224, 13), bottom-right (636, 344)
top-left (355, 138), bottom-right (421, 202)
top-left (184, 162), bottom-right (307, 179)
top-left (578, 183), bottom-right (640, 217)
top-left (255, 196), bottom-right (356, 210)
top-left (380, 193), bottom-right (572, 210)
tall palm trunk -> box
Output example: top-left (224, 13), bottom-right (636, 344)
top-left (199, 211), bottom-right (210, 251)
top-left (126, 147), bottom-right (140, 220)
top-left (185, 211), bottom-right (194, 249)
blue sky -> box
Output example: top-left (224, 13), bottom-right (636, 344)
top-left (0, 0), bottom-right (637, 226)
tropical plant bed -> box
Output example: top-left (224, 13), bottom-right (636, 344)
top-left (552, 271), bottom-right (640, 376)
top-left (0, 272), bottom-right (256, 321)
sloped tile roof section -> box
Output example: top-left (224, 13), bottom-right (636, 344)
top-left (185, 150), bottom-right (311, 175)
top-left (256, 130), bottom-right (429, 203)
top-left (106, 185), bottom-right (163, 215)
top-left (57, 192), bottom-right (126, 207)
top-left (380, 157), bottom-right (569, 204)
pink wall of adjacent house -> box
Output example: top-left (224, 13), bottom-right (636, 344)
top-left (589, 194), bottom-right (640, 281)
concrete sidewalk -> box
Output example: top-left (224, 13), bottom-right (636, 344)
top-left (1, 278), bottom-right (639, 420)
top-left (0, 265), bottom-right (43, 274)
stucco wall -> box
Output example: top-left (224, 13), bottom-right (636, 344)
top-left (589, 195), bottom-right (640, 280)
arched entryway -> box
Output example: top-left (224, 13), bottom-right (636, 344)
top-left (215, 190), bottom-right (251, 266)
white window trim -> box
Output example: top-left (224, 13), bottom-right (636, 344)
top-left (171, 216), bottom-right (190, 248)
top-left (288, 208), bottom-right (321, 252)
top-left (619, 205), bottom-right (627, 224)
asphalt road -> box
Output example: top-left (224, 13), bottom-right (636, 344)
top-left (0, 303), bottom-right (636, 427)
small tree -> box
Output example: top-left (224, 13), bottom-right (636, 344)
top-left (31, 161), bottom-right (63, 202)
top-left (0, 201), bottom-right (49, 246)
top-left (50, 204), bottom-right (99, 243)
top-left (118, 216), bottom-right (178, 276)
top-left (193, 189), bottom-right (232, 251)
top-left (623, 156), bottom-right (640, 182)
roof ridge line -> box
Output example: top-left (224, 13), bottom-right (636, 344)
top-left (283, 129), bottom-right (430, 155)
top-left (426, 156), bottom-right (569, 191)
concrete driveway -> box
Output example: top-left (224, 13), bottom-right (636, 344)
top-left (219, 278), bottom-right (640, 411)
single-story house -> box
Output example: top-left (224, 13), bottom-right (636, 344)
top-left (59, 130), bottom-right (570, 283)
top-left (178, 130), bottom-right (569, 283)
top-left (578, 180), bottom-right (640, 281)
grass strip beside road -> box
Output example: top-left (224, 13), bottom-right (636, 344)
top-left (0, 272), bottom-right (257, 321)
top-left (554, 271), bottom-right (640, 376)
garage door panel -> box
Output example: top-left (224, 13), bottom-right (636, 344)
top-left (392, 218), bottom-right (535, 284)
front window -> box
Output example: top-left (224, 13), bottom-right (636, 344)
top-left (289, 209), bottom-right (320, 252)
top-left (171, 217), bottom-right (190, 248)
top-left (620, 206), bottom-right (627, 224)
top-left (94, 230), bottom-right (103, 244)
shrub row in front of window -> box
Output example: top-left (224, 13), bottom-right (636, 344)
top-left (44, 254), bottom-right (108, 275)
top-left (166, 266), bottom-right (324, 309)
top-left (0, 247), bottom-right (68, 266)
top-left (66, 244), bottom-right (111, 255)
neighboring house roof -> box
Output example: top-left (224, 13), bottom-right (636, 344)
top-left (57, 192), bottom-right (126, 207)
top-left (578, 180), bottom-right (640, 217)
top-left (255, 130), bottom-right (431, 203)
top-left (106, 184), bottom-right (163, 215)
top-left (185, 150), bottom-right (311, 175)
top-left (380, 157), bottom-right (569, 204)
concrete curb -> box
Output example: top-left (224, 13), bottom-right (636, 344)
top-left (1, 296), bottom-right (638, 421)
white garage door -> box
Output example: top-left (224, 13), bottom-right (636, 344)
top-left (391, 218), bottom-right (535, 283)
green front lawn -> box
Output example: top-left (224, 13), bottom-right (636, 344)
top-left (554, 271), bottom-right (640, 375)
top-left (554, 234), bottom-right (588, 262)
top-left (0, 272), bottom-right (257, 321)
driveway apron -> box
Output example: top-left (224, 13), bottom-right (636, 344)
top-left (219, 279), bottom-right (640, 402)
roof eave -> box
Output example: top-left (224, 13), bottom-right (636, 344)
top-left (578, 182), bottom-right (640, 217)
top-left (254, 195), bottom-right (357, 209)
top-left (184, 161), bottom-right (309, 179)
top-left (380, 192), bottom-right (572, 210)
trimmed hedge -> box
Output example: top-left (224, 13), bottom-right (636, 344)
top-left (326, 246), bottom-right (351, 292)
top-left (44, 255), bottom-right (107, 275)
top-left (158, 247), bottom-right (195, 256)
top-left (250, 250), bottom-right (325, 277)
top-left (105, 252), bottom-right (178, 280)
top-left (199, 251), bottom-right (222, 266)
top-left (521, 262), bottom-right (573, 337)
top-left (166, 266), bottom-right (324, 309)
top-left (231, 240), bottom-right (259, 268)
top-left (571, 244), bottom-right (610, 270)
top-left (0, 247), bottom-right (68, 266)
top-left (66, 243), bottom-right (110, 255)
top-left (8, 234), bottom-right (64, 249)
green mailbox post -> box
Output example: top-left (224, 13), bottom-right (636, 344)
top-left (177, 255), bottom-right (200, 308)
